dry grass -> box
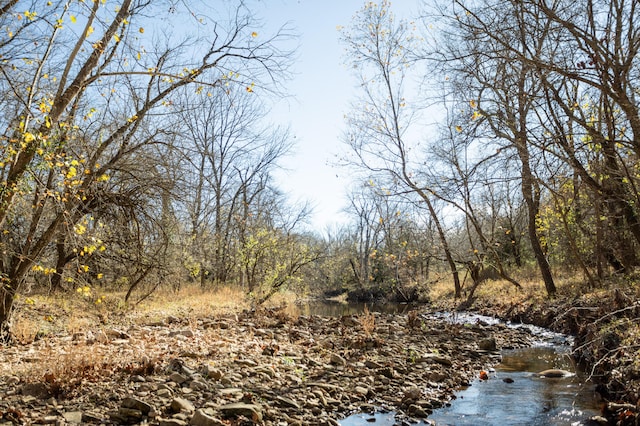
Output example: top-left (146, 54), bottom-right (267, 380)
top-left (135, 284), bottom-right (249, 321)
top-left (359, 304), bottom-right (376, 337)
top-left (426, 266), bottom-right (620, 306)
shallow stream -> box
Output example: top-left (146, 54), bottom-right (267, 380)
top-left (301, 302), bottom-right (602, 426)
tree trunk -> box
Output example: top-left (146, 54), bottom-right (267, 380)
top-left (520, 154), bottom-right (556, 297)
top-left (0, 280), bottom-right (17, 344)
top-left (414, 188), bottom-right (461, 298)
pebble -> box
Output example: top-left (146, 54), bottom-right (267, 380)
top-left (0, 309), bottom-right (535, 425)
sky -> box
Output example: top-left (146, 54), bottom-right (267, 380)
top-left (255, 1), bottom-right (420, 233)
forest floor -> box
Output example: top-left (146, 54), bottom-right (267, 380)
top-left (0, 278), bottom-right (638, 425)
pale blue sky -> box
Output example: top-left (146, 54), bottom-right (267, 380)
top-left (258, 1), bottom-right (419, 232)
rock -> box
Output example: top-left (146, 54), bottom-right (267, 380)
top-left (378, 366), bottom-right (396, 378)
top-left (330, 353), bottom-right (347, 366)
top-left (106, 328), bottom-right (131, 339)
top-left (354, 386), bottom-right (370, 397)
top-left (417, 353), bottom-right (453, 366)
top-left (364, 360), bottom-right (383, 369)
top-left (235, 358), bottom-right (258, 367)
top-left (159, 419), bottom-right (188, 426)
top-left (502, 377), bottom-right (514, 383)
top-left (171, 397), bottom-right (195, 413)
top-left (538, 369), bottom-right (572, 378)
top-left (122, 397), bottom-right (153, 415)
top-left (588, 415), bottom-right (610, 425)
top-left (190, 409), bottom-right (226, 426)
top-left (169, 372), bottom-right (189, 384)
top-left (20, 382), bottom-right (51, 398)
top-left (275, 395), bottom-right (301, 409)
top-left (81, 412), bottom-right (104, 423)
top-left (169, 329), bottom-right (195, 338)
top-left (62, 412), bottom-right (83, 424)
top-left (219, 402), bottom-right (263, 422)
top-left (407, 404), bottom-right (429, 418)
top-left (189, 379), bottom-right (208, 391)
top-left (478, 337), bottom-right (497, 351)
top-left (402, 386), bottom-right (421, 402)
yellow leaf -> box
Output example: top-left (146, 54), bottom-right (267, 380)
top-left (70, 15), bottom-right (77, 23)
top-left (251, 31), bottom-right (258, 37)
top-left (113, 34), bottom-right (120, 42)
top-left (139, 27), bottom-right (144, 33)
top-left (469, 99), bottom-right (477, 109)
top-left (23, 132), bottom-right (35, 143)
top-left (455, 125), bottom-right (462, 132)
top-left (86, 25), bottom-right (94, 37)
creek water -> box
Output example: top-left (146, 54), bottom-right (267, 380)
top-left (300, 302), bottom-right (602, 426)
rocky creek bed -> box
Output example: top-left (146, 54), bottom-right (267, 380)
top-left (0, 307), bottom-right (541, 425)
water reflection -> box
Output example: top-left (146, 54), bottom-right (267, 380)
top-left (427, 345), bottom-right (600, 425)
top-left (336, 305), bottom-right (600, 426)
top-left (298, 303), bottom-right (602, 425)
top-left (298, 300), bottom-right (413, 317)
top-left (341, 345), bottom-right (601, 426)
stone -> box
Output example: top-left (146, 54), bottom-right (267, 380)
top-left (330, 353), bottom-right (347, 366)
top-left (378, 366), bottom-right (396, 378)
top-left (354, 386), bottom-right (370, 397)
top-left (407, 404), bottom-right (429, 418)
top-left (275, 395), bottom-right (301, 409)
top-left (122, 397), bottom-right (154, 415)
top-left (20, 383), bottom-right (51, 398)
top-left (402, 386), bottom-right (421, 401)
top-left (171, 397), bottom-right (195, 413)
top-left (189, 379), bottom-right (208, 391)
top-left (219, 402), bottom-right (263, 422)
top-left (169, 329), bottom-right (195, 338)
top-left (189, 409), bottom-right (226, 426)
top-left (538, 369), bottom-right (572, 378)
top-left (159, 419), bottom-right (188, 426)
top-left (416, 353), bottom-right (452, 366)
top-left (169, 372), bottom-right (189, 384)
top-left (364, 360), bottom-right (383, 369)
top-left (235, 358), bottom-right (258, 367)
top-left (158, 388), bottom-right (173, 398)
top-left (81, 412), bottom-right (104, 423)
top-left (62, 411), bottom-right (83, 424)
top-left (478, 337), bottom-right (497, 351)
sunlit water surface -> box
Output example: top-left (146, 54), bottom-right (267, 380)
top-left (300, 304), bottom-right (603, 426)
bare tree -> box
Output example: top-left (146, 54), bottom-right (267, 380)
top-left (426, 0), bottom-right (558, 296)
top-left (174, 84), bottom-right (293, 286)
top-left (340, 1), bottom-right (463, 298)
top-left (0, 0), bottom-right (295, 341)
